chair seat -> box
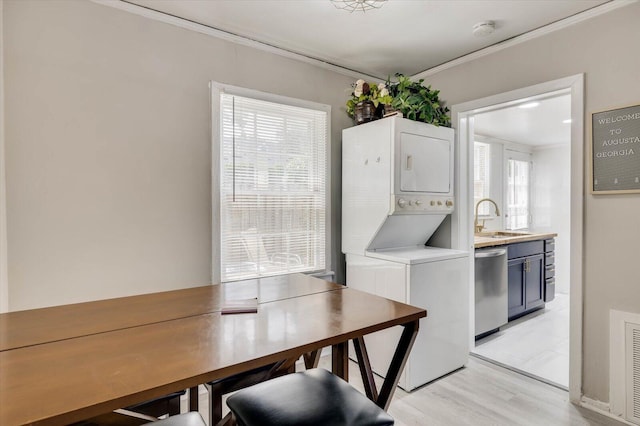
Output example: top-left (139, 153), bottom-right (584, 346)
top-left (226, 368), bottom-right (394, 426)
top-left (125, 390), bottom-right (186, 417)
top-left (208, 363), bottom-right (278, 387)
top-left (72, 391), bottom-right (187, 425)
top-left (206, 361), bottom-right (293, 425)
top-left (145, 412), bottom-right (205, 426)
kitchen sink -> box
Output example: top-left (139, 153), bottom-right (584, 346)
top-left (475, 231), bottom-right (532, 239)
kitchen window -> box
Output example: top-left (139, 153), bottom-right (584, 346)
top-left (505, 155), bottom-right (531, 230)
top-left (212, 84), bottom-right (329, 282)
top-left (474, 141), bottom-right (491, 215)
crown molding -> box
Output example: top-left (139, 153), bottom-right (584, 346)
top-left (91, 0), bottom-right (635, 82)
top-left (90, 0), bottom-right (377, 81)
top-left (412, 0), bottom-right (637, 79)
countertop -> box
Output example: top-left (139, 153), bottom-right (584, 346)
top-left (474, 231), bottom-right (557, 249)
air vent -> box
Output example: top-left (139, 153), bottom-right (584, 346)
top-left (611, 310), bottom-right (640, 423)
top-left (628, 323), bottom-right (640, 424)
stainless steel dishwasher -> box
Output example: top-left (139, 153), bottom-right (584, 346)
top-left (474, 247), bottom-right (508, 338)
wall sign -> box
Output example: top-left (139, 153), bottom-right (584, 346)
top-left (591, 104), bottom-right (640, 194)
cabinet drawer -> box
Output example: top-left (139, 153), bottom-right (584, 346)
top-left (545, 252), bottom-right (555, 266)
top-left (544, 238), bottom-right (555, 253)
top-left (507, 240), bottom-right (544, 259)
top-left (544, 277), bottom-right (555, 302)
top-left (545, 265), bottom-right (555, 279)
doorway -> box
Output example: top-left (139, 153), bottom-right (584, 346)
top-left (470, 91), bottom-right (571, 389)
top-left (450, 74), bottom-right (584, 402)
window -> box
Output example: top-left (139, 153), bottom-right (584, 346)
top-left (505, 157), bottom-right (531, 230)
top-left (215, 88), bottom-right (329, 282)
top-left (474, 142), bottom-right (491, 215)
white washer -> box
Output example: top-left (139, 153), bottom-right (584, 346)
top-left (347, 246), bottom-right (469, 391)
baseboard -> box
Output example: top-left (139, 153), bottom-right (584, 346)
top-left (580, 396), bottom-right (635, 425)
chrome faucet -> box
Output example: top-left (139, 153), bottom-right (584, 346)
top-left (474, 198), bottom-right (500, 233)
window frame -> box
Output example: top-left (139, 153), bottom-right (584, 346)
top-left (210, 82), bottom-right (331, 283)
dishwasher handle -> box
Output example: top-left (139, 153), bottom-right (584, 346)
top-left (475, 248), bottom-right (507, 259)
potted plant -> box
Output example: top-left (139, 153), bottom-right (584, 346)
top-left (346, 79), bottom-right (393, 125)
top-left (386, 73), bottom-right (451, 127)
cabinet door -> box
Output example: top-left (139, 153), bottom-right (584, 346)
top-left (508, 258), bottom-right (525, 319)
top-left (524, 254), bottom-right (545, 310)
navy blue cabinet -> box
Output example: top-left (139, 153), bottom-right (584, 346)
top-left (507, 241), bottom-right (546, 321)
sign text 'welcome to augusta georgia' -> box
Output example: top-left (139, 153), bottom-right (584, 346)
top-left (592, 104), bottom-right (640, 193)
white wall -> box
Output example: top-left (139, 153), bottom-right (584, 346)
top-left (3, 0), bottom-right (354, 311)
top-left (423, 2), bottom-right (640, 403)
top-left (532, 144), bottom-right (571, 294)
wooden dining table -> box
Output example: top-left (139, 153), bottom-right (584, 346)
top-left (0, 274), bottom-right (426, 425)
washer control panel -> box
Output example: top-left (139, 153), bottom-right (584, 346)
top-left (392, 195), bottom-right (454, 213)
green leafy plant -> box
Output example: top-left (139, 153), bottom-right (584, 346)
top-left (346, 79), bottom-right (393, 119)
top-left (386, 73), bottom-right (451, 127)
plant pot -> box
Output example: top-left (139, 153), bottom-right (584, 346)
top-left (354, 101), bottom-right (377, 125)
top-left (380, 104), bottom-right (402, 118)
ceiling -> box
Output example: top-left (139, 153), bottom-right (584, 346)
top-left (474, 94), bottom-right (571, 147)
top-left (124, 0), bottom-right (610, 79)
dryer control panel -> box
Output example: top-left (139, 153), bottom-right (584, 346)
top-left (391, 195), bottom-right (454, 214)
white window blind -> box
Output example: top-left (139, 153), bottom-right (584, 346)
top-left (474, 142), bottom-right (491, 215)
top-left (219, 93), bottom-right (327, 282)
top-left (505, 158), bottom-right (530, 230)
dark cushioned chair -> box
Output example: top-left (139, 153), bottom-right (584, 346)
top-left (71, 391), bottom-right (186, 425)
top-left (125, 390), bottom-right (185, 418)
top-left (226, 368), bottom-right (394, 426)
top-left (145, 412), bottom-right (205, 426)
top-left (206, 360), bottom-right (295, 425)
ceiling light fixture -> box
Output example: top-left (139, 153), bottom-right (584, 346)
top-left (472, 21), bottom-right (495, 37)
top-left (330, 0), bottom-right (387, 13)
top-left (519, 102), bottom-right (540, 109)
top-left (563, 119), bottom-right (572, 124)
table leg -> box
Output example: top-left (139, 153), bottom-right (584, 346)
top-left (352, 336), bottom-right (378, 401)
top-left (331, 342), bottom-right (349, 380)
top-left (303, 349), bottom-right (322, 369)
top-left (376, 320), bottom-right (419, 410)
top-left (189, 386), bottom-right (199, 412)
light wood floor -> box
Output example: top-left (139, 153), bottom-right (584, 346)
top-left (376, 357), bottom-right (621, 426)
top-left (192, 355), bottom-right (623, 426)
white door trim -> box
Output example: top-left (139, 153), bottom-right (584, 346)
top-left (451, 74), bottom-right (584, 403)
top-left (0, 0), bottom-right (8, 313)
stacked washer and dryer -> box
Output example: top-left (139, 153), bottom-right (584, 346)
top-left (342, 116), bottom-right (470, 391)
